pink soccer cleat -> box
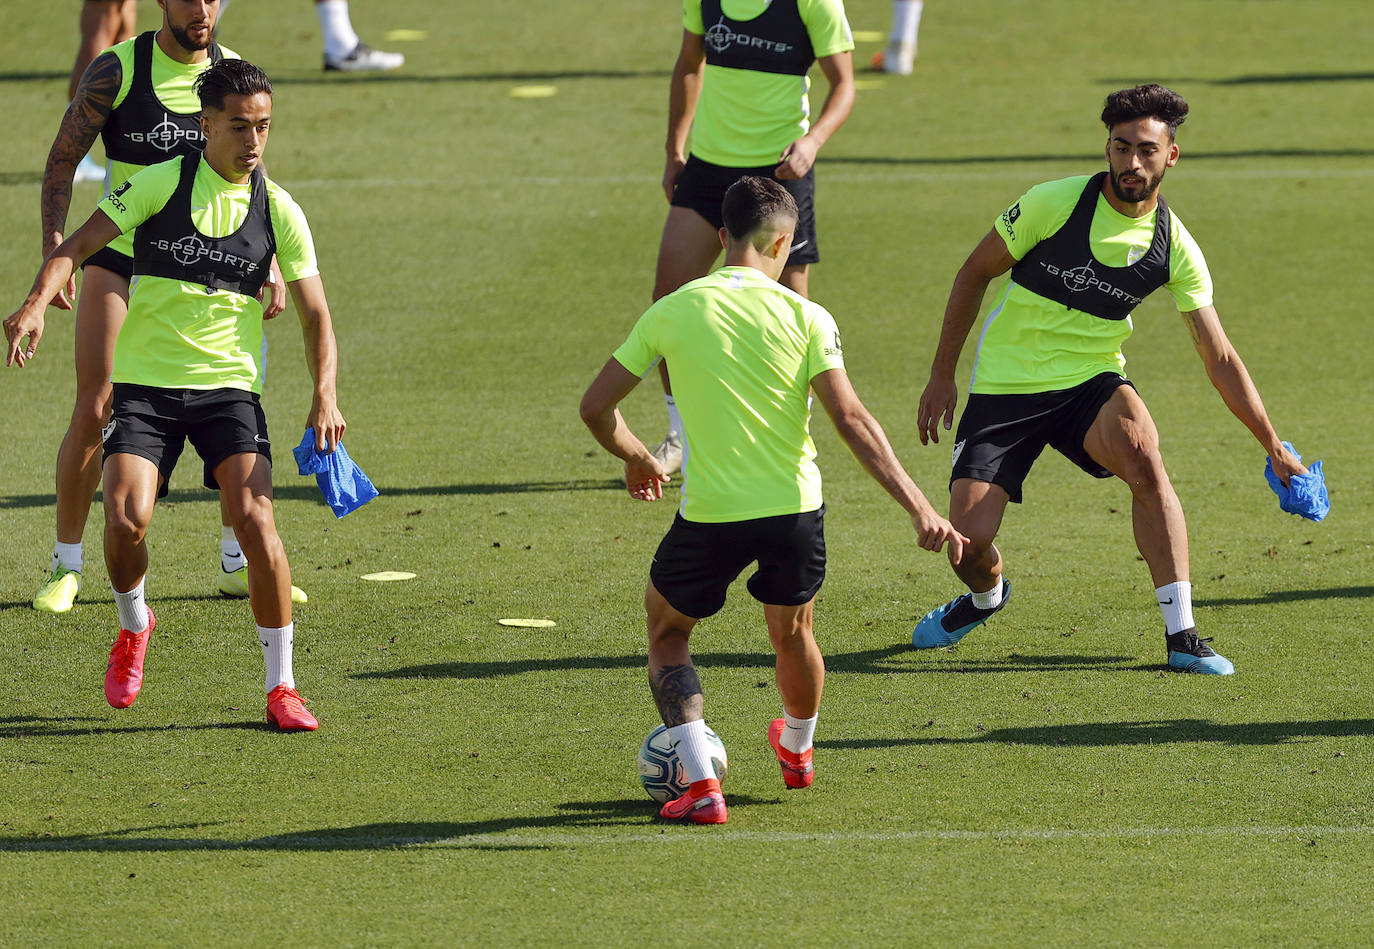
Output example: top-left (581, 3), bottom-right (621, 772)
top-left (768, 718), bottom-right (815, 789)
top-left (105, 609), bottom-right (155, 709)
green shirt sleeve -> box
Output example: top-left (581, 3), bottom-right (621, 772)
top-left (993, 176), bottom-right (1088, 262)
top-left (97, 157), bottom-right (181, 233)
top-left (800, 0), bottom-right (855, 57)
top-left (1164, 214), bottom-right (1212, 311)
top-left (266, 182), bottom-right (319, 283)
top-left (683, 0), bottom-right (704, 34)
top-left (805, 301), bottom-right (846, 380)
top-left (612, 305), bottom-right (662, 377)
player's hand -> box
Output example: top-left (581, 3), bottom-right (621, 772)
top-left (917, 374), bottom-right (958, 445)
top-left (308, 398), bottom-right (346, 453)
top-left (1269, 443), bottom-right (1308, 488)
top-left (625, 450), bottom-right (670, 501)
top-left (41, 238), bottom-right (76, 311)
top-left (911, 508), bottom-right (969, 565)
top-left (775, 136), bottom-right (819, 180)
top-left (662, 154), bottom-right (687, 202)
top-left (260, 258), bottom-right (286, 320)
top-left (4, 305), bottom-right (45, 367)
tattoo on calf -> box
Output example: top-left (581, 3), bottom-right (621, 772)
top-left (649, 663), bottom-right (704, 726)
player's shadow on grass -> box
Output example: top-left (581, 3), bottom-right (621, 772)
top-left (824, 718), bottom-right (1374, 751)
top-left (824, 146), bottom-right (1374, 168)
top-left (0, 717), bottom-right (273, 739)
top-left (0, 796), bottom-right (776, 853)
top-left (273, 68), bottom-right (670, 87)
top-left (1101, 71), bottom-right (1374, 86)
top-left (1195, 585), bottom-right (1374, 606)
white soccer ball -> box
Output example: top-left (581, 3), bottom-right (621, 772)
top-left (637, 723), bottom-right (728, 803)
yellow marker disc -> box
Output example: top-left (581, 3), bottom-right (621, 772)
top-left (362, 571), bottom-right (417, 582)
top-left (852, 30), bottom-right (886, 42)
top-left (498, 618), bottom-right (557, 628)
top-left (384, 29), bottom-right (428, 41)
top-left (854, 79), bottom-right (886, 91)
top-left (510, 85), bottom-right (557, 99)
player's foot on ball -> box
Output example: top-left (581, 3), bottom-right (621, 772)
top-left (869, 41), bottom-right (916, 75)
top-left (33, 567), bottom-right (81, 614)
top-left (652, 431), bottom-right (683, 477)
top-left (218, 565), bottom-right (308, 604)
top-left (105, 609), bottom-right (155, 709)
top-left (659, 778), bottom-right (727, 824)
top-left (323, 42), bottom-right (404, 72)
top-left (912, 579), bottom-right (1010, 649)
top-left (768, 718), bottom-right (815, 789)
top-left (265, 685), bottom-right (319, 731)
top-left (1166, 628), bottom-right (1234, 675)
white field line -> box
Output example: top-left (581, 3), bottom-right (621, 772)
top-left (3, 824), bottom-right (1371, 852)
top-left (282, 166), bottom-right (1374, 190)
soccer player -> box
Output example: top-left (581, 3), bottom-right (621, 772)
top-left (216, 0), bottom-right (404, 72)
top-left (648, 0), bottom-right (856, 475)
top-left (6, 59), bottom-right (342, 731)
top-left (34, 0), bottom-right (303, 614)
top-left (911, 84), bottom-right (1307, 675)
top-left (581, 177), bottom-right (966, 824)
top-left (871, 0), bottom-right (923, 75)
top-left (70, 0), bottom-right (139, 183)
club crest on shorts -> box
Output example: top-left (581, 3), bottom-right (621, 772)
top-left (101, 419), bottom-right (116, 443)
top-left (951, 440), bottom-right (965, 467)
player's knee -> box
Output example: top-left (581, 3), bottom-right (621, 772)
top-left (104, 509), bottom-right (147, 549)
top-left (230, 506), bottom-right (278, 554)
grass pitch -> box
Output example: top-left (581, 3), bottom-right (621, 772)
top-left (2, 1), bottom-right (1372, 945)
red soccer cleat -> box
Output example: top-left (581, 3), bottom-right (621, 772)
top-left (768, 718), bottom-right (815, 789)
top-left (105, 609), bottom-right (155, 709)
top-left (265, 685), bottom-right (319, 731)
top-left (658, 778), bottom-right (727, 824)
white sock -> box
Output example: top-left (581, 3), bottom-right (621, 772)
top-left (113, 578), bottom-right (149, 632)
top-left (53, 541), bottom-right (83, 573)
top-left (1156, 581), bottom-right (1194, 635)
top-left (971, 578), bottom-right (1004, 610)
top-left (221, 526), bottom-right (245, 573)
top-left (780, 712), bottom-right (817, 754)
top-left (891, 0), bottom-right (924, 44)
top-left (665, 719), bottom-right (716, 785)
top-left (664, 394), bottom-right (683, 437)
top-left (316, 0), bottom-right (360, 60)
top-left (259, 623), bottom-right (296, 692)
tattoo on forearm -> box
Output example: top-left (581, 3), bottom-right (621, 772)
top-left (649, 663), bottom-right (704, 726)
top-left (42, 51), bottom-right (121, 247)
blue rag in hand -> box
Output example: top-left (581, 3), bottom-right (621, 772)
top-left (1264, 440), bottom-right (1329, 522)
top-left (293, 428), bottom-right (379, 518)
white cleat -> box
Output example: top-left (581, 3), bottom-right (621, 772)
top-left (652, 432), bottom-right (683, 477)
top-left (74, 154), bottom-right (105, 184)
top-left (871, 41), bottom-right (917, 76)
top-left (324, 42), bottom-right (405, 72)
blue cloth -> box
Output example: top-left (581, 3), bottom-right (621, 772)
top-left (1264, 441), bottom-right (1328, 522)
top-left (293, 428), bottom-right (379, 518)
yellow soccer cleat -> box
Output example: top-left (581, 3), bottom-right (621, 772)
top-left (33, 567), bottom-right (82, 614)
top-left (218, 565), bottom-right (308, 604)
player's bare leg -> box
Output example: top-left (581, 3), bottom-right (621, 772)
top-left (779, 262), bottom-right (809, 298)
top-left (101, 453), bottom-right (159, 707)
top-left (911, 479), bottom-right (1011, 648)
top-left (765, 598), bottom-right (821, 788)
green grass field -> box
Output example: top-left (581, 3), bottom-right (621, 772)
top-left (2, 0), bottom-right (1372, 944)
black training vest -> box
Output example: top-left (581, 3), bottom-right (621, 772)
top-left (700, 0), bottom-right (814, 76)
top-left (101, 31), bottom-right (223, 166)
top-left (1009, 172), bottom-right (1172, 321)
top-left (133, 154), bottom-right (276, 297)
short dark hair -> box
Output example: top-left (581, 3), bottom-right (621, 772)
top-left (1101, 84), bottom-right (1189, 139)
top-left (194, 59), bottom-right (273, 111)
top-left (721, 176), bottom-right (798, 250)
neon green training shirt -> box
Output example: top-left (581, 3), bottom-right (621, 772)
top-left (683, 0), bottom-right (854, 167)
top-left (971, 174), bottom-right (1213, 395)
top-left (97, 155), bottom-right (319, 393)
top-left (613, 265), bottom-right (846, 523)
top-left (101, 36), bottom-right (240, 259)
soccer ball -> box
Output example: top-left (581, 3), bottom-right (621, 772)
top-left (637, 723), bottom-right (728, 803)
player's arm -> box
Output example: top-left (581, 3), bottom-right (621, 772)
top-left (776, 51), bottom-right (855, 181)
top-left (1182, 305), bottom-right (1305, 486)
top-left (285, 274), bottom-right (346, 453)
top-left (663, 30), bottom-right (706, 201)
top-left (917, 228), bottom-right (1016, 445)
top-left (811, 368), bottom-right (967, 561)
top-left (5, 208), bottom-right (122, 367)
top-left (41, 49), bottom-right (123, 310)
top-left (580, 358), bottom-right (670, 500)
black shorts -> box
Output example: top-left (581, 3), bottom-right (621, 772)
top-left (950, 372), bottom-right (1134, 504)
top-left (649, 505), bottom-right (826, 619)
top-left (102, 383), bottom-right (272, 497)
top-left (82, 246), bottom-right (134, 281)
top-left (670, 154), bottom-right (820, 267)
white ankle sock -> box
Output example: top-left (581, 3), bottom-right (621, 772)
top-left (891, 0), bottom-right (924, 44)
top-left (53, 541), bottom-right (83, 573)
top-left (259, 623), bottom-right (296, 692)
top-left (971, 579), bottom-right (1003, 610)
top-left (665, 719), bottom-right (715, 784)
top-left (664, 394), bottom-right (683, 437)
top-left (221, 526), bottom-right (245, 573)
top-left (113, 578), bottom-right (149, 632)
top-left (317, 0), bottom-right (360, 60)
top-left (780, 712), bottom-right (817, 754)
top-left (1156, 581), bottom-right (1194, 635)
